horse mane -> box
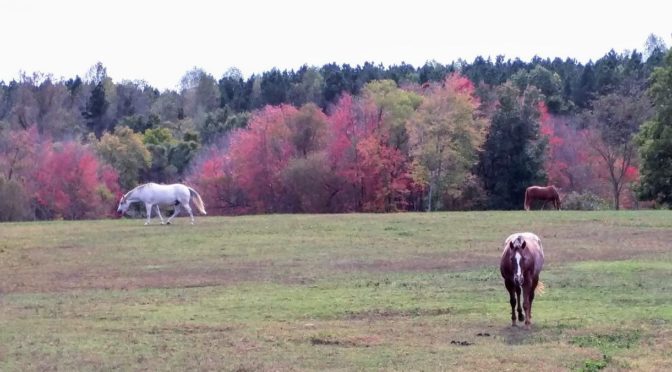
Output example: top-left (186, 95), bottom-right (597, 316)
top-left (121, 183), bottom-right (151, 201)
top-left (503, 232), bottom-right (544, 257)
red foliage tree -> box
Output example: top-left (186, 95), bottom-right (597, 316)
top-left (29, 140), bottom-right (120, 219)
top-left (540, 104), bottom-right (596, 192)
top-left (187, 146), bottom-right (247, 215)
top-left (227, 105), bottom-right (297, 212)
top-left (327, 94), bottom-right (413, 212)
top-left (188, 96), bottom-right (415, 214)
top-left (326, 94), bottom-right (370, 211)
top-left (0, 126), bottom-right (40, 182)
top-left (445, 73), bottom-right (477, 96)
top-left (540, 104), bottom-right (641, 208)
top-left (1, 127), bottom-right (121, 219)
top-left (581, 128), bottom-right (640, 209)
top-left (356, 133), bottom-right (412, 211)
top-left (540, 102), bottom-right (570, 188)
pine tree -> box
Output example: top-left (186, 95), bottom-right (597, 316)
top-left (637, 51), bottom-right (672, 206)
top-left (478, 83), bottom-right (547, 209)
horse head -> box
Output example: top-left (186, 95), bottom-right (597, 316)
top-left (508, 236), bottom-right (528, 286)
top-left (117, 195), bottom-right (130, 214)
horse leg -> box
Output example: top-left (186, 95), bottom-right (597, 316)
top-left (183, 204), bottom-right (195, 224)
top-left (166, 204), bottom-right (181, 224)
top-left (144, 203), bottom-right (153, 225)
top-left (526, 279), bottom-right (538, 327)
top-left (154, 205), bottom-right (165, 224)
top-left (505, 280), bottom-right (517, 326)
top-left (523, 284), bottom-right (534, 328)
top-left (515, 285), bottom-right (524, 322)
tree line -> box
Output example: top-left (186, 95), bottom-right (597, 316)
top-left (1, 34), bottom-right (671, 220)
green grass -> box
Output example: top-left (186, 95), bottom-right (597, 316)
top-left (1, 211), bottom-right (671, 370)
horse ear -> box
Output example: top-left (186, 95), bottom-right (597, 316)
top-left (521, 241), bottom-right (527, 250)
top-left (508, 241), bottom-right (514, 250)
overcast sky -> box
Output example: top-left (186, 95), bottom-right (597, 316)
top-left (1, 0), bottom-right (670, 91)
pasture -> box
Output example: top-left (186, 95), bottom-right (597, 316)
top-left (1, 211), bottom-right (671, 371)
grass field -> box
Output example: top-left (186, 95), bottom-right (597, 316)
top-left (1, 211), bottom-right (671, 371)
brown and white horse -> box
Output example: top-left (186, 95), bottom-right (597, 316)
top-left (500, 232), bottom-right (544, 328)
top-left (524, 185), bottom-right (561, 211)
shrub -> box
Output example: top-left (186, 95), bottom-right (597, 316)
top-left (562, 191), bottom-right (611, 210)
top-left (0, 177), bottom-right (33, 221)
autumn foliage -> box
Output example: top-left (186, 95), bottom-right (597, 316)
top-left (0, 66), bottom-right (654, 220)
top-left (0, 49), bottom-right (662, 219)
top-left (540, 102), bottom-right (640, 208)
top-left (0, 126), bottom-right (120, 220)
top-left (190, 74), bottom-right (485, 214)
top-left (190, 72), bottom-right (643, 215)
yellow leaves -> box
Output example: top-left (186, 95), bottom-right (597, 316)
top-left (406, 74), bottom-right (486, 204)
top-left (93, 126), bottom-right (151, 188)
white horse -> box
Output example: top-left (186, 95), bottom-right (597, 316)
top-left (117, 183), bottom-right (207, 225)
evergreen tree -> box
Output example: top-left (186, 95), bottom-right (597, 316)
top-left (644, 33), bottom-right (669, 72)
top-left (260, 68), bottom-right (290, 106)
top-left (637, 51), bottom-right (672, 206)
top-left (478, 83), bottom-right (547, 209)
top-left (218, 67), bottom-right (249, 111)
top-left (84, 81), bottom-right (109, 137)
top-left (574, 63), bottom-right (596, 109)
top-left (83, 62), bottom-right (111, 137)
top-left (321, 63), bottom-right (347, 105)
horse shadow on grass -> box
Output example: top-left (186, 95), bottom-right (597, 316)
top-left (499, 325), bottom-right (549, 346)
top-left (499, 321), bottom-right (578, 345)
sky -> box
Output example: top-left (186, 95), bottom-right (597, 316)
top-left (1, 0), bottom-right (670, 91)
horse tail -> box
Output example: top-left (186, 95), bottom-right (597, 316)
top-left (524, 188), bottom-right (530, 211)
top-left (535, 281), bottom-right (545, 296)
top-left (188, 187), bottom-right (207, 215)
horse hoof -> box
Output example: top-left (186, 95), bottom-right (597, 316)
top-left (166, 221), bottom-right (171, 225)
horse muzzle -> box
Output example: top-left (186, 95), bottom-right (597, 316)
top-left (514, 274), bottom-right (524, 286)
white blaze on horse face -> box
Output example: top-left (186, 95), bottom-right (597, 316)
top-left (514, 252), bottom-right (523, 285)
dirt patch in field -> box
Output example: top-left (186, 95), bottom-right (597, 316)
top-left (145, 323), bottom-right (236, 335)
top-left (344, 307), bottom-right (452, 320)
top-left (332, 227), bottom-right (672, 274)
top-left (3, 222), bottom-right (670, 294)
top-left (332, 253), bottom-right (494, 273)
top-left (309, 334), bottom-right (383, 347)
top-left (541, 227), bottom-right (672, 262)
top-left (1, 260), bottom-right (311, 293)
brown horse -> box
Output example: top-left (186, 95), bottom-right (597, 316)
top-left (500, 232), bottom-right (544, 328)
top-left (524, 185), bottom-right (560, 211)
